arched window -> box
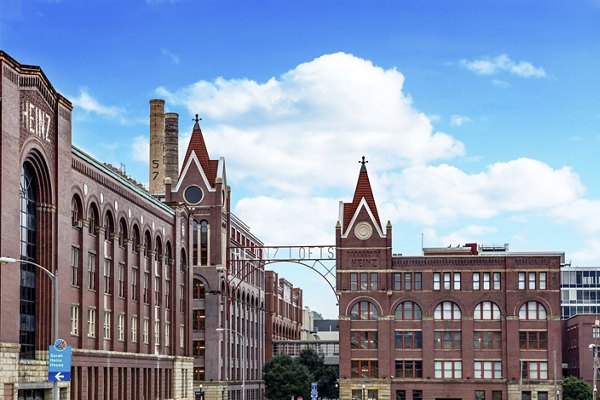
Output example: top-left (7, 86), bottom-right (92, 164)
top-left (20, 163), bottom-right (37, 359)
top-left (474, 301), bottom-right (501, 320)
top-left (104, 211), bottom-right (114, 241)
top-left (71, 195), bottom-right (82, 226)
top-left (118, 218), bottom-right (127, 247)
top-left (144, 231), bottom-right (152, 257)
top-left (180, 248), bottom-right (187, 272)
top-left (434, 301), bottom-right (462, 320)
top-left (395, 301), bottom-right (422, 320)
top-left (519, 301), bottom-right (547, 320)
top-left (155, 236), bottom-right (163, 262)
top-left (132, 225), bottom-right (140, 253)
top-left (88, 203), bottom-right (99, 235)
top-left (350, 301), bottom-right (378, 320)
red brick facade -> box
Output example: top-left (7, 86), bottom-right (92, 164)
top-left (336, 163), bottom-right (564, 400)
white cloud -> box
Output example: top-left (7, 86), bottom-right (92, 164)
top-left (158, 52), bottom-right (465, 196)
top-left (71, 88), bottom-right (123, 117)
top-left (460, 54), bottom-right (547, 78)
top-left (161, 48), bottom-right (180, 65)
top-left (131, 135), bottom-right (149, 163)
top-left (492, 79), bottom-right (510, 88)
top-left (450, 114), bottom-right (472, 127)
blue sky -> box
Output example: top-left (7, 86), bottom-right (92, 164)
top-left (2, 0), bottom-right (600, 318)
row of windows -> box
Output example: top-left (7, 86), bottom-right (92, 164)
top-left (70, 305), bottom-right (185, 348)
top-left (352, 359), bottom-right (549, 379)
top-left (351, 300), bottom-right (548, 320)
top-left (351, 330), bottom-right (547, 350)
top-left (348, 271), bottom-right (550, 292)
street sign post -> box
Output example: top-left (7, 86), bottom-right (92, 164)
top-left (311, 382), bottom-right (318, 400)
top-left (48, 339), bottom-right (72, 382)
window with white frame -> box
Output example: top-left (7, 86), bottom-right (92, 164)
top-left (180, 325), bottom-right (185, 348)
top-left (482, 272), bottom-right (490, 290)
top-left (493, 272), bottom-right (501, 290)
top-left (529, 272), bottom-right (536, 290)
top-left (474, 301), bottom-right (501, 320)
top-left (165, 322), bottom-right (170, 347)
top-left (518, 272), bottom-right (526, 289)
top-left (103, 258), bottom-right (111, 294)
top-left (104, 311), bottom-right (111, 339)
top-left (131, 316), bottom-right (138, 343)
top-left (473, 273), bottom-right (480, 290)
top-left (87, 308), bottom-right (96, 337)
top-left (454, 272), bottom-right (461, 290)
top-left (71, 305), bottom-right (79, 336)
top-left (87, 252), bottom-right (96, 291)
top-left (434, 273), bottom-right (441, 290)
top-left (434, 360), bottom-right (462, 378)
top-left (143, 318), bottom-right (149, 344)
top-left (118, 314), bottom-right (125, 341)
top-left (154, 321), bottom-right (160, 346)
top-left (444, 272), bottom-right (451, 290)
top-left (539, 272), bottom-right (547, 290)
top-left (117, 263), bottom-right (125, 298)
top-left (71, 246), bottom-right (80, 287)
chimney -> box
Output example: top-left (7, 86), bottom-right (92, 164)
top-left (149, 99), bottom-right (166, 194)
top-left (164, 112), bottom-right (179, 186)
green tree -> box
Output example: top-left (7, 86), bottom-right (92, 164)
top-left (563, 376), bottom-right (592, 400)
top-left (263, 354), bottom-right (311, 400)
top-left (298, 348), bottom-right (339, 400)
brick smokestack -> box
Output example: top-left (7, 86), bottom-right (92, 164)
top-left (164, 112), bottom-right (179, 186)
top-left (149, 99), bottom-right (165, 194)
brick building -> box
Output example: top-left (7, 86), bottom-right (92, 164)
top-left (0, 51), bottom-right (267, 400)
top-left (336, 161), bottom-right (564, 400)
top-left (264, 271), bottom-right (303, 361)
top-left (0, 51), bottom-right (194, 399)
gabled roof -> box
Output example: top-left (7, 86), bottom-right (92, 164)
top-left (181, 120), bottom-right (219, 186)
top-left (342, 163), bottom-right (382, 231)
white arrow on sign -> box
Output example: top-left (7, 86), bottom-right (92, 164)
top-left (54, 372), bottom-right (64, 381)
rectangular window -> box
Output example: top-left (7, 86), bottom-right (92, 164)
top-left (71, 305), bottom-right (79, 336)
top-left (434, 331), bottom-right (461, 349)
top-left (529, 272), bottom-right (536, 290)
top-left (493, 272), bottom-right (501, 290)
top-left (483, 272), bottom-right (490, 290)
top-left (103, 258), bottom-right (111, 294)
top-left (537, 392), bottom-right (548, 400)
top-left (87, 308), bottom-right (96, 337)
top-left (143, 272), bottom-right (149, 304)
top-left (117, 314), bottom-right (125, 341)
top-left (519, 272), bottom-right (526, 289)
top-left (131, 267), bottom-right (138, 301)
top-left (492, 391), bottom-right (502, 400)
top-left (519, 331), bottom-right (548, 349)
top-left (475, 391), bottom-right (485, 400)
top-left (393, 273), bottom-right (402, 290)
top-left (143, 318), bottom-right (149, 344)
top-left (521, 391), bottom-right (532, 400)
top-left (131, 316), bottom-right (138, 342)
top-left (474, 361), bottom-right (503, 379)
top-left (593, 326), bottom-right (600, 339)
top-left (165, 322), bottom-right (170, 347)
top-left (395, 331), bottom-right (423, 349)
top-left (117, 263), bottom-right (125, 298)
top-left (360, 273), bottom-right (368, 290)
top-left (71, 247), bottom-right (80, 286)
top-left (433, 272), bottom-right (441, 290)
top-left (522, 361), bottom-right (548, 379)
top-left (350, 360), bottom-right (378, 378)
top-left (351, 273), bottom-right (358, 290)
top-left (395, 390), bottom-right (406, 400)
top-left (103, 311), bottom-right (111, 339)
top-left (165, 284), bottom-right (171, 309)
top-left (539, 272), bottom-right (547, 290)
top-left (87, 252), bottom-right (96, 291)
top-left (473, 272), bottom-right (480, 290)
top-left (155, 276), bottom-right (161, 306)
top-left (414, 273), bottom-right (422, 290)
top-left (394, 360), bottom-right (423, 378)
top-left (180, 325), bottom-right (185, 348)
top-left (370, 272), bottom-right (378, 290)
top-left (473, 331), bottom-right (502, 350)
top-left (351, 331), bottom-right (378, 349)
top-left (454, 272), bottom-right (461, 290)
top-left (154, 321), bottom-right (160, 346)
top-left (434, 360), bottom-right (462, 378)
top-left (443, 272), bottom-right (451, 290)
top-left (404, 273), bottom-right (412, 290)
top-left (413, 391), bottom-right (423, 400)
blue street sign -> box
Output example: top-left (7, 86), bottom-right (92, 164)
top-left (48, 339), bottom-right (72, 382)
top-left (311, 383), bottom-right (317, 391)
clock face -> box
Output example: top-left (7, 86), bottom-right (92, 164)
top-left (184, 185), bottom-right (203, 204)
top-left (354, 222), bottom-right (373, 240)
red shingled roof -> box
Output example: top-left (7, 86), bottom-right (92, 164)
top-left (181, 121), bottom-right (218, 186)
top-left (343, 164), bottom-right (382, 231)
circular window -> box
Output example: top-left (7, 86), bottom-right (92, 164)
top-left (184, 185), bottom-right (203, 204)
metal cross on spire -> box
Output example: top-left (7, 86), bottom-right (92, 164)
top-left (193, 114), bottom-right (202, 123)
top-left (359, 156), bottom-right (368, 166)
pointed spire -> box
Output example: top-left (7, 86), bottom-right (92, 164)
top-left (343, 157), bottom-right (382, 231)
top-left (181, 115), bottom-right (218, 186)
